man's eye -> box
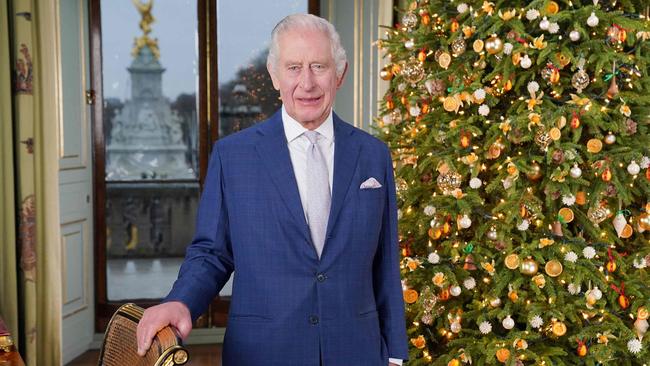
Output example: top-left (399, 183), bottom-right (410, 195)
top-left (288, 65), bottom-right (301, 71)
top-left (311, 64), bottom-right (325, 70)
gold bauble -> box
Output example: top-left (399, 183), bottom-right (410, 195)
top-left (526, 162), bottom-right (542, 181)
top-left (552, 321), bottom-right (567, 336)
top-left (402, 57), bottom-right (425, 84)
top-left (520, 258), bottom-right (539, 275)
top-left (380, 66), bottom-right (393, 81)
top-left (451, 39), bottom-right (466, 57)
top-left (505, 254), bottom-right (520, 270)
top-left (437, 171), bottom-right (462, 194)
top-left (638, 212), bottom-right (650, 230)
top-left (485, 36), bottom-right (504, 55)
top-left (545, 260), bottom-right (563, 277)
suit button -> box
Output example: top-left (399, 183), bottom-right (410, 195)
top-left (316, 273), bottom-right (327, 282)
top-left (309, 315), bottom-right (319, 325)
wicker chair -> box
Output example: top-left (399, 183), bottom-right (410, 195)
top-left (98, 303), bottom-right (189, 366)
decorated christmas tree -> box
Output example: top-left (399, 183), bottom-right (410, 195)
top-left (377, 0), bottom-right (650, 364)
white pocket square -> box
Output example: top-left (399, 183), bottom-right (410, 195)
top-left (360, 177), bottom-right (382, 189)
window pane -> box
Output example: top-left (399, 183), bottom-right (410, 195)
top-left (101, 0), bottom-right (199, 300)
top-left (217, 1), bottom-right (308, 137)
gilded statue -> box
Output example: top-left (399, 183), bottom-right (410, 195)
top-left (131, 0), bottom-right (160, 59)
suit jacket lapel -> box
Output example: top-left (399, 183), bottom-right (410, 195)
top-left (255, 112), bottom-right (312, 244)
top-left (326, 113), bottom-right (361, 239)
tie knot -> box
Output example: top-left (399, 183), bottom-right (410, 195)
top-left (303, 130), bottom-right (321, 145)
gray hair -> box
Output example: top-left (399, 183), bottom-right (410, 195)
top-left (267, 13), bottom-right (347, 77)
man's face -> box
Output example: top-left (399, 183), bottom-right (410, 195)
top-left (268, 28), bottom-right (346, 129)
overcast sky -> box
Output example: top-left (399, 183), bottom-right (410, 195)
top-left (102, 0), bottom-right (307, 100)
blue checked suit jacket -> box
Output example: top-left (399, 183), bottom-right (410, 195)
top-left (165, 110), bottom-right (408, 365)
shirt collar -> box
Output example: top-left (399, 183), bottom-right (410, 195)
top-left (282, 105), bottom-right (334, 143)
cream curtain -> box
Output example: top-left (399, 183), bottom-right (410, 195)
top-left (0, 0), bottom-right (19, 342)
top-left (9, 0), bottom-right (63, 364)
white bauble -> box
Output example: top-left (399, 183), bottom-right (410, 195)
top-left (570, 164), bottom-right (583, 178)
top-left (451, 321), bottom-right (462, 333)
top-left (450, 285), bottom-right (462, 296)
top-left (587, 12), bottom-right (599, 27)
top-left (628, 161), bottom-right (641, 175)
top-left (459, 215), bottom-right (472, 229)
top-left (405, 39), bottom-right (415, 49)
top-left (604, 134), bottom-right (616, 144)
top-left (502, 315), bottom-right (515, 330)
top-left (469, 177), bottom-right (482, 189)
top-left (520, 55), bottom-right (532, 69)
top-left (539, 17), bottom-right (550, 30)
top-left (592, 286), bottom-right (603, 300)
top-left (570, 30), bottom-right (581, 41)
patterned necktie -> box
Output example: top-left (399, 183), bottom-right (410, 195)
top-left (303, 131), bottom-right (331, 258)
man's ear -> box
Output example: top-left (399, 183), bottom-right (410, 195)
top-left (267, 63), bottom-right (280, 90)
top-left (336, 62), bottom-right (348, 89)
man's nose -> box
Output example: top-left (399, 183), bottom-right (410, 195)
top-left (299, 68), bottom-right (315, 90)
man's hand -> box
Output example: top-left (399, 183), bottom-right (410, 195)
top-left (136, 301), bottom-right (192, 356)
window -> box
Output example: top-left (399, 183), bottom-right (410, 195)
top-left (91, 0), bottom-right (318, 331)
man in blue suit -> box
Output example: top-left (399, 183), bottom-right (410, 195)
top-left (137, 14), bottom-right (408, 365)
